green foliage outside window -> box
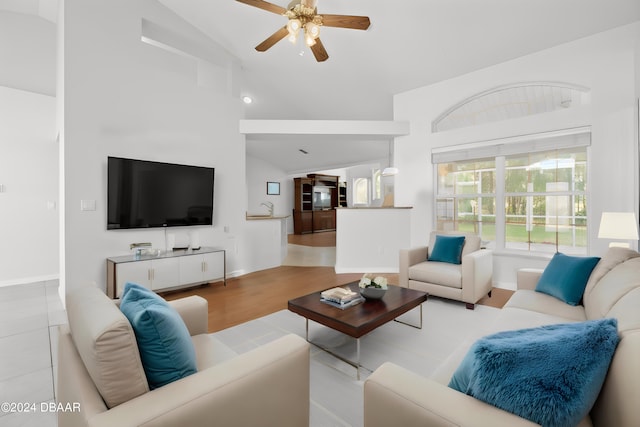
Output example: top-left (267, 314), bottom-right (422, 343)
top-left (436, 147), bottom-right (588, 254)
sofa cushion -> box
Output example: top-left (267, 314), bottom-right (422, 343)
top-left (583, 247), bottom-right (640, 301)
top-left (535, 253), bottom-right (600, 305)
top-left (428, 235), bottom-right (465, 264)
top-left (120, 283), bottom-right (197, 389)
top-left (192, 334), bottom-right (238, 371)
top-left (66, 286), bottom-right (149, 408)
top-left (408, 261), bottom-right (462, 289)
top-left (448, 318), bottom-right (619, 427)
top-left (504, 290), bottom-right (587, 321)
top-left (585, 257), bottom-right (640, 326)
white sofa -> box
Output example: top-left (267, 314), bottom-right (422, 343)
top-left (57, 286), bottom-right (310, 427)
top-left (399, 231), bottom-right (493, 309)
top-left (365, 247), bottom-right (640, 427)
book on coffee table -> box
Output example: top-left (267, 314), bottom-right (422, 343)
top-left (320, 295), bottom-right (365, 309)
top-left (320, 287), bottom-right (365, 309)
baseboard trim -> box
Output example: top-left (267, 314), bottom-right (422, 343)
top-left (0, 274), bottom-right (60, 288)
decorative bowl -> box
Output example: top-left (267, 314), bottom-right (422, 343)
top-left (360, 287), bottom-right (387, 300)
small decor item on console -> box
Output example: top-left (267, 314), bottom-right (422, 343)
top-left (172, 233), bottom-right (190, 250)
top-left (359, 274), bottom-right (388, 299)
top-left (130, 242), bottom-right (160, 258)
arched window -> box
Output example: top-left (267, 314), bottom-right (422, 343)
top-left (432, 82), bottom-right (590, 132)
top-left (373, 169), bottom-right (382, 200)
top-left (353, 178), bottom-right (370, 205)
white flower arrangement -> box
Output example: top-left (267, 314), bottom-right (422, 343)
top-left (358, 274), bottom-right (388, 290)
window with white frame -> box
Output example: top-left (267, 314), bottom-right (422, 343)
top-left (373, 169), bottom-right (382, 200)
top-left (353, 177), bottom-right (370, 205)
top-left (433, 130), bottom-right (590, 254)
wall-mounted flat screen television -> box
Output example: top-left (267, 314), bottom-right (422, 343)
top-left (107, 156), bottom-right (214, 230)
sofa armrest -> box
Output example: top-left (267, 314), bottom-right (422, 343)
top-left (399, 246), bottom-right (429, 287)
top-left (364, 362), bottom-right (537, 427)
top-left (516, 268), bottom-right (543, 291)
top-left (88, 334), bottom-right (310, 427)
top-left (461, 249), bottom-right (493, 304)
top-left (167, 296), bottom-right (208, 336)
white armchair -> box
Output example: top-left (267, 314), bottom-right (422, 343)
top-left (57, 286), bottom-right (310, 427)
top-left (399, 231), bottom-right (493, 309)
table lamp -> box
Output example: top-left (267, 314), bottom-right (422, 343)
top-left (597, 212), bottom-right (639, 248)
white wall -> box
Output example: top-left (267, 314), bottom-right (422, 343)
top-left (0, 87), bottom-right (58, 285)
top-left (246, 154), bottom-right (292, 217)
top-left (394, 23), bottom-right (640, 287)
top-left (0, 11), bottom-right (58, 286)
top-left (335, 208), bottom-right (411, 273)
top-left (0, 11), bottom-right (56, 96)
top-left (60, 0), bottom-right (247, 296)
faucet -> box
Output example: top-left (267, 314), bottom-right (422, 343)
top-left (260, 201), bottom-right (274, 217)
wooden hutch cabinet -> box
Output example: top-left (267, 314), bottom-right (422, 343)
top-left (293, 174), bottom-right (341, 234)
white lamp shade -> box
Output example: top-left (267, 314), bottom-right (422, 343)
top-left (598, 212), bottom-right (639, 240)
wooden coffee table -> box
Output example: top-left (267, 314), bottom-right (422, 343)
top-left (288, 282), bottom-right (427, 379)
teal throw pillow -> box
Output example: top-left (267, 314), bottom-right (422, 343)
top-left (448, 318), bottom-right (619, 427)
top-left (535, 253), bottom-right (600, 305)
top-left (429, 235), bottom-right (466, 265)
top-left (120, 282), bottom-right (197, 389)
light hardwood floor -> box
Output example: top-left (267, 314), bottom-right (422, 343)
top-left (163, 266), bottom-right (398, 333)
top-left (162, 232), bottom-right (511, 333)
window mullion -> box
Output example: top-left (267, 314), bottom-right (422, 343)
top-left (495, 156), bottom-right (506, 250)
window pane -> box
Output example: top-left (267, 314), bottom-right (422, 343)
top-left (436, 137), bottom-right (589, 254)
top-left (504, 194), bottom-right (587, 254)
top-left (437, 160), bottom-right (495, 195)
top-left (436, 197), bottom-right (496, 247)
top-left (354, 178), bottom-right (369, 205)
top-left (373, 170), bottom-right (382, 199)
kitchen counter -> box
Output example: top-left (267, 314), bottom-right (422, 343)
top-left (245, 213), bottom-right (291, 220)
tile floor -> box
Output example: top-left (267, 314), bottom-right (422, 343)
top-left (0, 280), bottom-right (65, 427)
top-left (0, 243), bottom-right (334, 427)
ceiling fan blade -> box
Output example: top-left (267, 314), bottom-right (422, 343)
top-left (320, 14), bottom-right (371, 30)
top-left (236, 0), bottom-right (287, 15)
top-left (310, 38), bottom-right (329, 62)
top-left (255, 26), bottom-right (289, 52)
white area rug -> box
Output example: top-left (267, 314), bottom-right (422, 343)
top-left (211, 298), bottom-right (502, 427)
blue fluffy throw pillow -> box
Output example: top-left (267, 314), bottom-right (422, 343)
top-left (120, 282), bottom-right (197, 389)
top-left (429, 235), bottom-right (466, 264)
top-left (535, 253), bottom-right (600, 305)
top-left (448, 318), bottom-right (619, 427)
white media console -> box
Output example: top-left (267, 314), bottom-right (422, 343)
top-left (106, 247), bottom-right (225, 298)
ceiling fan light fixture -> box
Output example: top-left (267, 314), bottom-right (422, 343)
top-left (237, 0), bottom-right (371, 62)
top-left (286, 18), bottom-right (301, 43)
top-left (305, 21), bottom-right (320, 38)
top-left (287, 18), bottom-right (301, 33)
top-left (304, 34), bottom-right (316, 46)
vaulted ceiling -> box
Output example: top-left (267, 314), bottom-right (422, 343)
top-left (4, 0), bottom-right (640, 173)
top-left (156, 0), bottom-right (640, 173)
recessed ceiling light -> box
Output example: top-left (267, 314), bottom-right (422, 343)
top-left (242, 96), bottom-right (253, 104)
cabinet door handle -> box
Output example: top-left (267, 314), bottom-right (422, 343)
top-left (202, 261), bottom-right (207, 272)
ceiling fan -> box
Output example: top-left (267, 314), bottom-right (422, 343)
top-left (236, 0), bottom-right (371, 62)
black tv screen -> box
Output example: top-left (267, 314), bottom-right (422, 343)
top-left (107, 157), bottom-right (214, 230)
